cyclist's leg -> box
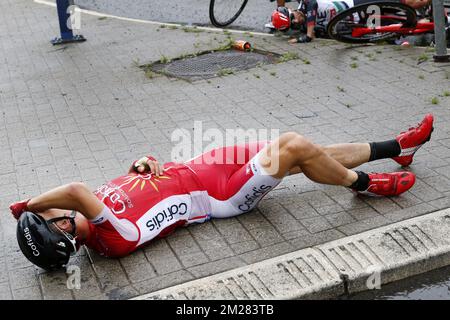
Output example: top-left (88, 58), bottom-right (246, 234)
top-left (209, 135), bottom-right (371, 219)
top-left (259, 132), bottom-right (358, 184)
top-left (205, 132), bottom-right (409, 218)
top-left (290, 142), bottom-right (370, 174)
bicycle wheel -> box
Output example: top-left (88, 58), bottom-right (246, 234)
top-left (209, 0), bottom-right (249, 28)
top-left (327, 2), bottom-right (417, 44)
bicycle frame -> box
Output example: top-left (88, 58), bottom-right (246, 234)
top-left (351, 21), bottom-right (435, 38)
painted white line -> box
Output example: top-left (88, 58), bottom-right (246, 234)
top-left (34, 0), bottom-right (274, 37)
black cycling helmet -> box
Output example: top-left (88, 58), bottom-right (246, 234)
top-left (16, 211), bottom-right (77, 271)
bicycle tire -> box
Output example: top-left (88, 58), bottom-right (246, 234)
top-left (209, 0), bottom-right (249, 28)
top-left (327, 2), bottom-right (417, 44)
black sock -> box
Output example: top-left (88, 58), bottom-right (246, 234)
top-left (369, 140), bottom-right (401, 162)
top-left (349, 171), bottom-right (370, 191)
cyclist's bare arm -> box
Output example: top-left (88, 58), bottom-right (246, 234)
top-left (26, 156), bottom-right (164, 220)
top-left (27, 183), bottom-right (104, 220)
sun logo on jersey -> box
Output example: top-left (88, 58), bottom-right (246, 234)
top-left (122, 173), bottom-right (171, 192)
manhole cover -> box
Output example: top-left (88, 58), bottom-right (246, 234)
top-left (147, 49), bottom-right (280, 81)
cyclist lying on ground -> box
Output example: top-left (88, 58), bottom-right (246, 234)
top-left (270, 0), bottom-right (432, 43)
top-left (11, 114), bottom-right (434, 270)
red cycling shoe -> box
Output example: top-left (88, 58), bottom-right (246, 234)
top-left (393, 114), bottom-right (434, 167)
top-left (356, 172), bottom-right (416, 196)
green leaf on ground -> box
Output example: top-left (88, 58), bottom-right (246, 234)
top-left (217, 68), bottom-right (234, 76)
top-left (279, 52), bottom-right (299, 63)
top-left (418, 53), bottom-right (429, 63)
top-left (159, 55), bottom-right (171, 64)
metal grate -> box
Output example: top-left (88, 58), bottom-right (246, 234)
top-left (149, 49), bottom-right (280, 81)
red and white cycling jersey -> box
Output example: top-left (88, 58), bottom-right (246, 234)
top-left (84, 142), bottom-right (281, 257)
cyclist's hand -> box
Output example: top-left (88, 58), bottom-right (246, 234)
top-left (129, 156), bottom-right (165, 176)
top-left (10, 199), bottom-right (31, 220)
top-left (297, 34), bottom-right (312, 43)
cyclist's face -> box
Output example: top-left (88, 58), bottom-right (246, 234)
top-left (54, 217), bottom-right (74, 234)
top-left (292, 11), bottom-right (305, 26)
top-left (41, 209), bottom-right (76, 234)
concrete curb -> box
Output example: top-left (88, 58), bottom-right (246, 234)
top-left (132, 208), bottom-right (450, 300)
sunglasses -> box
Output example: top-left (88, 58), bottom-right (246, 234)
top-left (46, 210), bottom-right (78, 254)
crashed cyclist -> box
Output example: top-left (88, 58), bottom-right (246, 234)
top-left (270, 0), bottom-right (432, 43)
top-left (11, 114), bottom-right (434, 271)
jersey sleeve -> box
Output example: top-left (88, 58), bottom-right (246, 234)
top-left (90, 204), bottom-right (110, 225)
top-left (90, 205), bottom-right (139, 241)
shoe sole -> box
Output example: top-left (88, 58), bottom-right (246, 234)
top-left (395, 126), bottom-right (434, 167)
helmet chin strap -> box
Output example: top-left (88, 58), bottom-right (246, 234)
top-left (46, 210), bottom-right (78, 254)
top-left (46, 210), bottom-right (78, 237)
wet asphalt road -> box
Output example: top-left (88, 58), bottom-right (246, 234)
top-left (75, 0), bottom-right (280, 32)
top-left (350, 266), bottom-right (450, 300)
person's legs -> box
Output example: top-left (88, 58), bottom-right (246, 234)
top-left (286, 113), bottom-right (434, 174)
top-left (209, 135), bottom-right (404, 218)
top-left (288, 142), bottom-right (371, 175)
top-left (289, 139), bottom-right (402, 174)
top-left (188, 140), bottom-right (368, 218)
top-left (258, 131), bottom-right (417, 196)
top-left (258, 132), bottom-right (359, 185)
top-left (208, 133), bottom-right (404, 219)
top-left (191, 114), bottom-right (433, 218)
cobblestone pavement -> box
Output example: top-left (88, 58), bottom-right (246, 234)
top-left (0, 0), bottom-right (449, 300)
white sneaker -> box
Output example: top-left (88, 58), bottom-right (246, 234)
top-left (265, 22), bottom-right (275, 29)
